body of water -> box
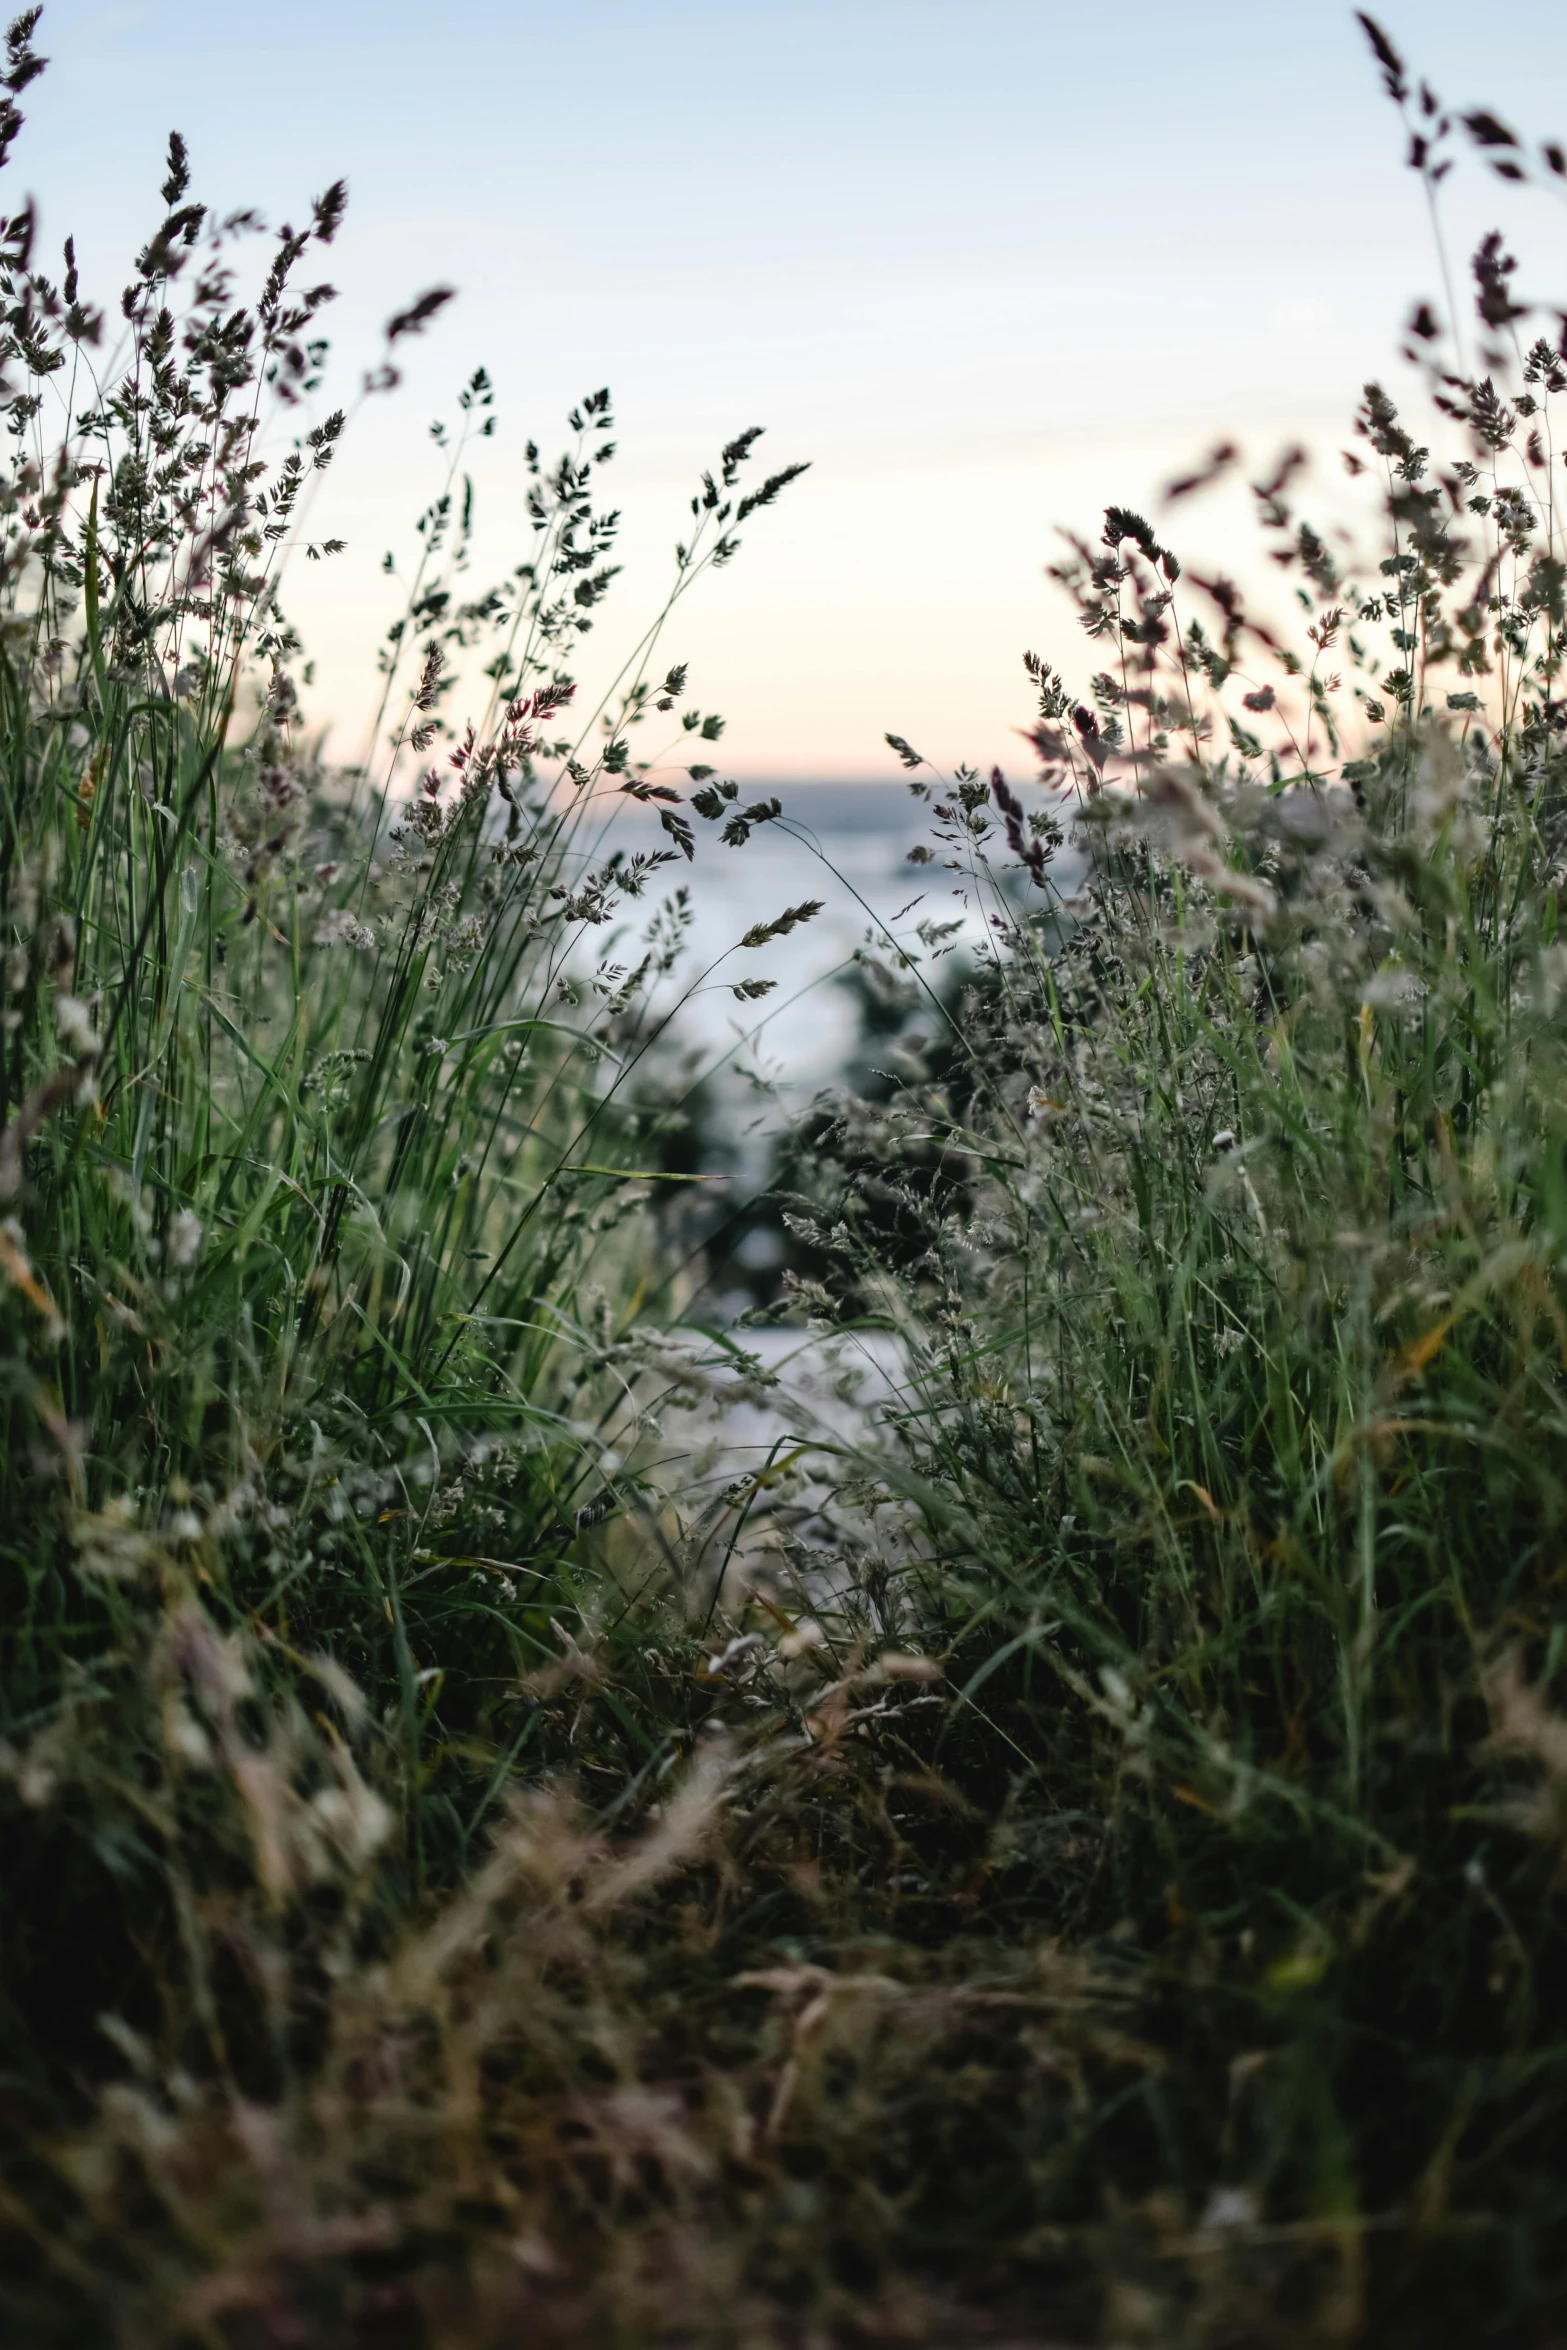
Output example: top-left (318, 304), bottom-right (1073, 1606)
top-left (585, 780), bottom-right (1006, 1117)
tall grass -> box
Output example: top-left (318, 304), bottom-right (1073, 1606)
top-left (758, 25), bottom-right (1567, 2333)
top-left (6, 8), bottom-right (1567, 2345)
top-left (0, 0), bottom-right (813, 2154)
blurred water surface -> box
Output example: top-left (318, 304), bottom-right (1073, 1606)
top-left (576, 782), bottom-right (962, 1126)
top-left (675, 783), bottom-right (938, 1079)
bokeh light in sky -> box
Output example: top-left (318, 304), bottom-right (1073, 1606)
top-left (19, 0), bottom-right (1567, 773)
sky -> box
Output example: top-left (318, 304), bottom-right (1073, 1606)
top-left (15, 0), bottom-right (1567, 777)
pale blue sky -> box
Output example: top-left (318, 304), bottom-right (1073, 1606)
top-left (18, 1), bottom-right (1567, 771)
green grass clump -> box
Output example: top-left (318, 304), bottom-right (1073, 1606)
top-left (761, 29), bottom-right (1567, 2333)
top-left (7, 9), bottom-right (1567, 2345)
top-left (0, 0), bottom-right (812, 2219)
